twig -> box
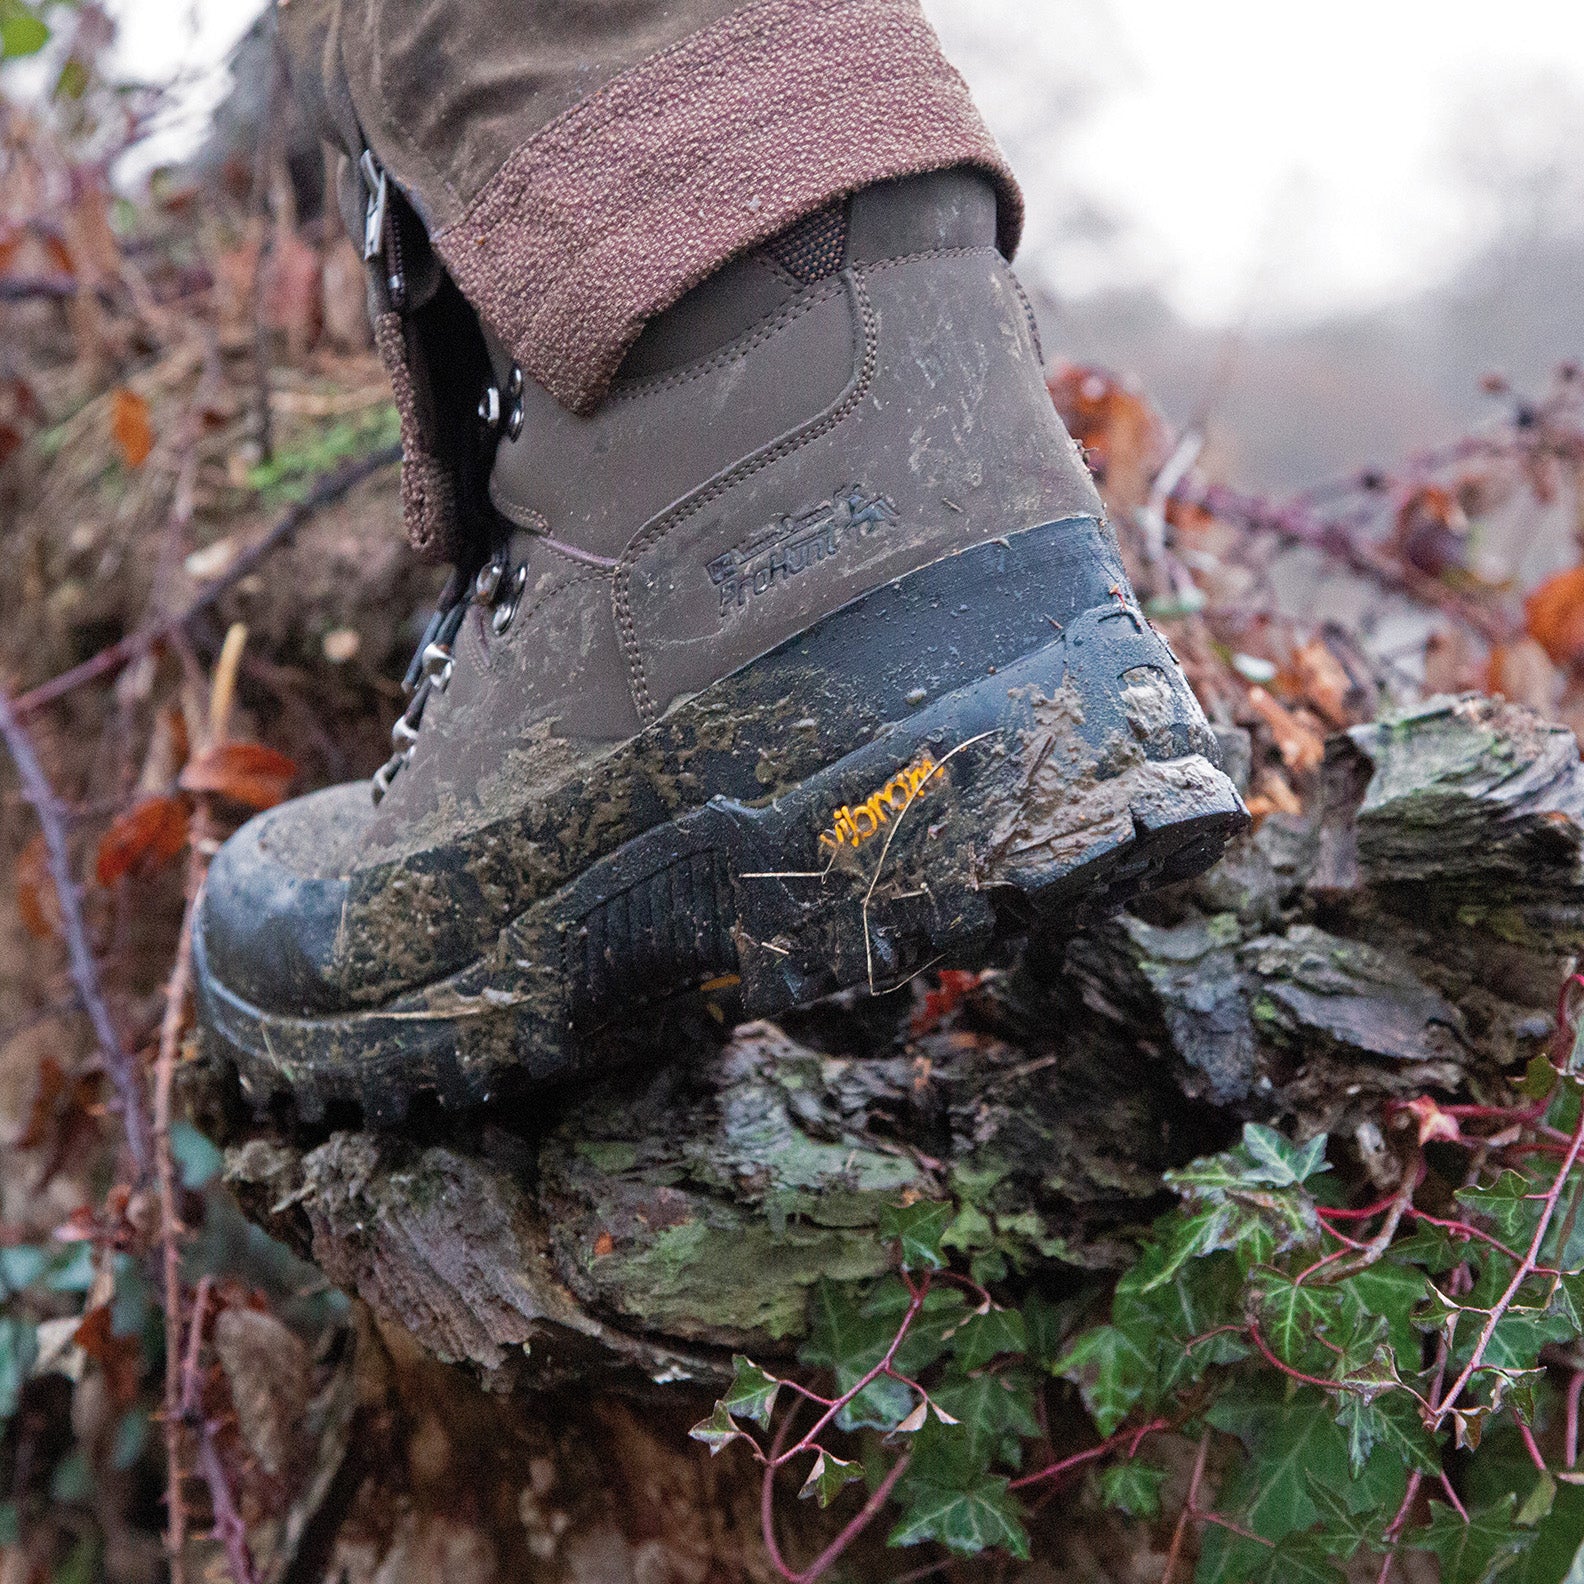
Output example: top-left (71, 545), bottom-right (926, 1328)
top-left (13, 445), bottom-right (400, 717)
top-left (0, 687), bottom-right (150, 1177)
top-left (1431, 1105), bottom-right (1584, 1427)
top-left (156, 882), bottom-right (201, 1581)
top-left (196, 1421), bottom-right (259, 1584)
top-left (1008, 1416), bottom-right (1169, 1491)
top-left (1161, 1430), bottom-right (1211, 1584)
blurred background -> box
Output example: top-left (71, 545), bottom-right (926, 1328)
top-left (100, 0), bottom-right (1584, 490)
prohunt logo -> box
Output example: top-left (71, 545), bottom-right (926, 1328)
top-left (707, 488), bottom-right (899, 617)
top-left (817, 754), bottom-right (939, 857)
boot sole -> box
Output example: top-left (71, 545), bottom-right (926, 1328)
top-left (195, 516), bottom-right (1248, 1123)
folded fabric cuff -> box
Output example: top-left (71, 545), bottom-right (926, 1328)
top-left (434, 0), bottom-right (1021, 414)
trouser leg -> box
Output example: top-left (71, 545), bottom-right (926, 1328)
top-left (278, 0), bottom-right (1019, 413)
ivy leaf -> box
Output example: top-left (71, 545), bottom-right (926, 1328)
top-left (1251, 1533), bottom-right (1350, 1584)
top-left (1053, 1324), bottom-right (1153, 1437)
top-left (1334, 1390), bottom-right (1442, 1478)
top-left (1304, 1469), bottom-right (1386, 1560)
top-left (950, 1306), bottom-right (1027, 1371)
top-left (1098, 1462), bottom-right (1166, 1519)
top-left (1241, 1123), bottom-right (1331, 1187)
top-left (688, 1403), bottom-right (753, 1456)
top-left (1206, 1382), bottom-right (1356, 1541)
top-left (801, 1279), bottom-right (954, 1432)
top-left (1338, 1261), bottom-right (1430, 1360)
top-left (1249, 1268), bottom-right (1339, 1366)
top-left (0, 1318), bottom-right (37, 1420)
top-left (880, 1201), bottom-right (952, 1272)
top-left (1404, 1496), bottom-right (1535, 1584)
top-left (721, 1356), bottom-right (781, 1430)
top-left (931, 1373), bottom-right (1041, 1470)
top-left (799, 1450), bottom-right (864, 1508)
top-left (1456, 1172), bottom-right (1541, 1247)
top-left (888, 1469), bottom-right (1030, 1559)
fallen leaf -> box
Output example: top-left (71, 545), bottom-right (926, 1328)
top-left (15, 1054), bottom-right (67, 1148)
top-left (1525, 565), bottom-right (1584, 670)
top-left (1276, 639), bottom-right (1357, 730)
top-left (94, 795), bottom-right (189, 885)
top-left (179, 741), bottom-right (298, 810)
top-left (109, 387), bottom-right (153, 469)
top-left (1245, 686), bottom-right (1325, 774)
top-left (74, 1303), bottom-right (143, 1409)
top-left (1047, 363), bottom-right (1168, 513)
top-left (16, 831), bottom-right (60, 940)
top-left (1393, 485), bottom-right (1469, 578)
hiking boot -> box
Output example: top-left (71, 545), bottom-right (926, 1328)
top-left (194, 171), bottom-right (1247, 1123)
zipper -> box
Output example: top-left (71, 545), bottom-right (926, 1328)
top-left (359, 148), bottom-right (406, 311)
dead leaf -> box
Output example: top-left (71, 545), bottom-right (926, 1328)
top-left (1525, 565), bottom-right (1584, 670)
top-left (1047, 363), bottom-right (1168, 514)
top-left (109, 387), bottom-right (153, 469)
top-left (15, 1054), bottom-right (67, 1148)
top-left (94, 795), bottom-right (190, 885)
top-left (17, 832), bottom-right (60, 940)
top-left (74, 1303), bottom-right (143, 1409)
top-left (1276, 639), bottom-right (1357, 730)
top-left (1245, 686), bottom-right (1325, 774)
top-left (179, 741), bottom-right (298, 810)
top-left (1486, 637), bottom-right (1563, 715)
top-left (1393, 485), bottom-right (1469, 578)
top-left (1399, 1096), bottom-right (1461, 1147)
top-left (214, 1306), bottom-right (312, 1480)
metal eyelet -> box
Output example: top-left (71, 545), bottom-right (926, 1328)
top-left (507, 365), bottom-right (523, 398)
top-left (492, 563), bottom-right (529, 635)
top-left (505, 400), bottom-right (524, 442)
top-left (478, 385), bottom-right (501, 426)
top-left (474, 553), bottom-right (506, 606)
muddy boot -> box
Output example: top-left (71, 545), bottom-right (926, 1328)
top-left (194, 171), bottom-right (1247, 1122)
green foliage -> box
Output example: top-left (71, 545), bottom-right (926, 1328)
top-left (693, 1078), bottom-right (1584, 1578)
top-left (246, 404), bottom-right (401, 504)
top-left (0, 0), bottom-right (49, 60)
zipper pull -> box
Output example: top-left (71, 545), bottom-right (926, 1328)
top-left (359, 149), bottom-right (388, 263)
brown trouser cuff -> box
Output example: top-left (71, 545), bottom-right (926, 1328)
top-left (433, 0), bottom-right (1021, 414)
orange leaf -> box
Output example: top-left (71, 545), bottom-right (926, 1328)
top-left (179, 741), bottom-right (298, 810)
top-left (16, 831), bottom-right (60, 941)
top-left (1046, 363), bottom-right (1166, 492)
top-left (15, 1055), bottom-right (67, 1149)
top-left (94, 795), bottom-right (190, 885)
top-left (1393, 485), bottom-right (1469, 578)
top-left (1275, 640), bottom-right (1356, 731)
top-left (1246, 686), bottom-right (1325, 775)
top-left (1525, 566), bottom-right (1584, 670)
top-left (109, 387), bottom-right (154, 469)
top-left (74, 1304), bottom-right (143, 1409)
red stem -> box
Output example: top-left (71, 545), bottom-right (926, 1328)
top-left (1438, 1469), bottom-right (1470, 1524)
top-left (1519, 1421), bottom-right (1549, 1475)
top-left (1245, 1322), bottom-right (1339, 1390)
top-left (1432, 1105), bottom-right (1584, 1425)
top-left (1007, 1417), bottom-right (1169, 1491)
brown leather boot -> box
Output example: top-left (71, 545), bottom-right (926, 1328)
top-left (195, 171), bottom-right (1246, 1122)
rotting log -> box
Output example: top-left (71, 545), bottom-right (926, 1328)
top-left (182, 693), bottom-right (1584, 1580)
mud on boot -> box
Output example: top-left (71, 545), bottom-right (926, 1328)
top-left (193, 172), bottom-right (1247, 1124)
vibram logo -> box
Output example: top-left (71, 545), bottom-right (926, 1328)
top-left (818, 755), bottom-right (940, 855)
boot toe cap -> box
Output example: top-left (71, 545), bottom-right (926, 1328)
top-left (198, 783), bottom-right (370, 1016)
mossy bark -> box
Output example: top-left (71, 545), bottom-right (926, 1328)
top-left (188, 694), bottom-right (1584, 1582)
